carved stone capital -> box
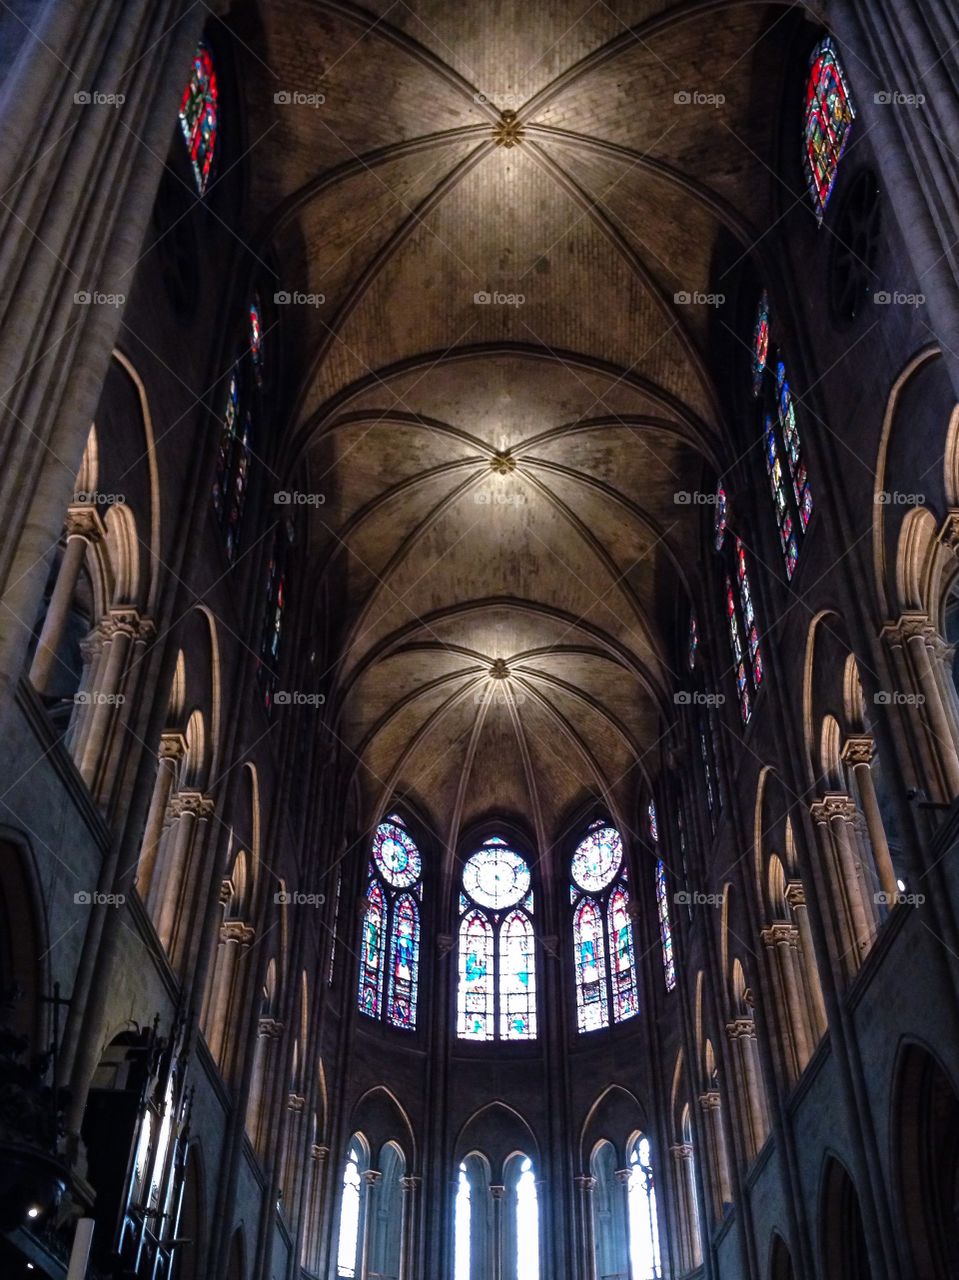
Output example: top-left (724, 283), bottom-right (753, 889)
top-left (400, 1175), bottom-right (421, 1192)
top-left (489, 1184), bottom-right (506, 1200)
top-left (97, 608), bottom-right (143, 642)
top-left (64, 504), bottom-right (106, 542)
top-left (311, 1144), bottom-right (329, 1162)
top-left (287, 1093), bottom-right (305, 1113)
top-left (761, 922), bottom-right (799, 948)
top-left (725, 1016), bottom-right (756, 1041)
top-left (220, 920), bottom-right (255, 945)
top-left (436, 933), bottom-right (455, 956)
top-left (158, 731), bottom-right (188, 762)
top-left (670, 1143), bottom-right (694, 1161)
top-left (258, 1016), bottom-right (284, 1039)
top-left (168, 790), bottom-right (216, 821)
top-left (784, 881), bottom-right (806, 911)
top-left (698, 1090), bottom-right (722, 1113)
top-left (841, 735), bottom-right (875, 767)
top-left (363, 1169), bottom-right (382, 1188)
top-left (809, 793), bottom-right (858, 825)
top-left (939, 512), bottom-right (959, 555)
top-left (613, 1168), bottom-right (632, 1186)
top-left (574, 1174), bottom-right (597, 1192)
top-left (882, 612), bottom-right (932, 647)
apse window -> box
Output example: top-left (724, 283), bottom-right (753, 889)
top-left (803, 36), bottom-right (855, 222)
top-left (648, 803), bottom-right (676, 993)
top-left (357, 814), bottom-right (423, 1029)
top-left (571, 821), bottom-right (639, 1032)
top-left (457, 837), bottom-right (536, 1041)
top-left (179, 43), bottom-right (218, 195)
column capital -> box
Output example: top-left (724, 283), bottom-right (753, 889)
top-left (698, 1089), bottom-right (721, 1112)
top-left (784, 880), bottom-right (806, 910)
top-left (311, 1144), bottom-right (329, 1162)
top-left (436, 933), bottom-right (455, 956)
top-left (489, 1184), bottom-right (506, 1200)
top-left (168, 789), bottom-right (216, 820)
top-left (64, 504), bottom-right (106, 542)
top-left (287, 1092), bottom-right (305, 1113)
top-left (220, 920), bottom-right (255, 945)
top-left (97, 608), bottom-right (144, 642)
top-left (258, 1015), bottom-right (284, 1039)
top-left (363, 1169), bottom-right (382, 1188)
top-left (670, 1143), bottom-right (694, 1160)
top-left (574, 1174), bottom-right (596, 1192)
top-left (400, 1175), bottom-right (421, 1191)
top-left (760, 922), bottom-right (799, 948)
top-left (939, 511), bottom-right (959, 555)
top-left (809, 792), bottom-right (857, 824)
top-left (613, 1167), bottom-right (632, 1186)
top-left (158, 731), bottom-right (188, 762)
top-left (725, 1016), bottom-right (757, 1041)
top-left (841, 735), bottom-right (875, 767)
top-left (881, 611), bottom-right (933, 645)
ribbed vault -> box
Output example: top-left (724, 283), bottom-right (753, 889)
top-left (238, 0), bottom-right (796, 848)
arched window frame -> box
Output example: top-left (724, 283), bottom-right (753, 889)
top-left (570, 820), bottom-right (639, 1033)
top-left (626, 1132), bottom-right (663, 1280)
top-left (178, 43), bottom-right (218, 195)
top-left (803, 36), bottom-right (856, 223)
top-left (457, 835), bottom-right (537, 1042)
top-left (256, 516), bottom-right (294, 710)
top-left (357, 813), bottom-right (424, 1031)
top-left (335, 1136), bottom-right (368, 1278)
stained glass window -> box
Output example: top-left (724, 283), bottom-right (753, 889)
top-left (628, 1135), bottom-right (662, 1280)
top-left (714, 485), bottom-right (728, 551)
top-left (359, 815), bottom-right (423, 1030)
top-left (571, 821), bottom-right (637, 1031)
top-left (458, 839), bottom-right (535, 1040)
top-left (725, 574), bottom-right (751, 724)
top-left (649, 803), bottom-right (677, 992)
top-left (573, 897), bottom-right (609, 1032)
top-left (803, 37), bottom-right (855, 222)
top-left (776, 362), bottom-right (813, 530)
top-left (357, 881), bottom-right (386, 1020)
top-left (179, 44), bottom-right (218, 195)
top-left (500, 911), bottom-right (536, 1039)
top-left (249, 300), bottom-right (263, 386)
top-left (688, 611), bottom-right (698, 671)
top-left (212, 368), bottom-right (252, 563)
top-left (764, 417), bottom-right (799, 578)
top-left (751, 291), bottom-right (770, 398)
top-left (736, 539), bottom-right (763, 688)
top-left (257, 520), bottom-right (293, 709)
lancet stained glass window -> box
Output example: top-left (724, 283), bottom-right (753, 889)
top-left (649, 802), bottom-right (676, 992)
top-left (777, 361), bottom-right (813, 530)
top-left (803, 37), bottom-right (855, 222)
top-left (736, 539), bottom-right (763, 688)
top-left (688, 611), bottom-right (698, 671)
top-left (751, 290), bottom-right (770, 398)
top-left (714, 485), bottom-right (728, 551)
top-left (212, 367), bottom-right (252, 563)
top-left (179, 44), bottom-right (218, 195)
top-left (457, 838), bottom-right (536, 1040)
top-left (571, 821), bottom-right (638, 1031)
top-left (359, 815), bottom-right (423, 1030)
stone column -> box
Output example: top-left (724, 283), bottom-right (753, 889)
top-left (575, 1174), bottom-right (598, 1280)
top-left (614, 1168), bottom-right (635, 1280)
top-left (28, 506), bottom-right (104, 693)
top-left (152, 791), bottom-right (214, 953)
top-left (398, 1174), bottom-right (420, 1280)
top-left (842, 736), bottom-right (900, 907)
top-left (809, 795), bottom-right (875, 979)
top-left (360, 1169), bottom-right (382, 1280)
top-left (76, 608), bottom-right (141, 786)
top-left (669, 1144), bottom-right (699, 1272)
top-left (725, 1019), bottom-right (767, 1159)
top-left (490, 1184), bottom-right (506, 1280)
top-left (761, 922), bottom-right (812, 1077)
top-left (246, 1016), bottom-right (283, 1153)
top-left (206, 920), bottom-right (255, 1067)
top-left (784, 882), bottom-right (827, 1041)
top-left (698, 1091), bottom-right (731, 1217)
top-left (136, 731), bottom-right (186, 900)
top-left (304, 1144), bottom-right (329, 1273)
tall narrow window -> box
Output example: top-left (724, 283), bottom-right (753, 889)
top-left (257, 519), bottom-right (294, 709)
top-left (628, 1135), bottom-right (662, 1279)
top-left (515, 1157), bottom-right (540, 1280)
top-left (454, 1163), bottom-right (472, 1280)
top-left (179, 44), bottom-right (218, 195)
top-left (776, 361), bottom-right (813, 531)
top-left (336, 1141), bottom-right (364, 1278)
top-left (803, 37), bottom-right (855, 222)
top-left (751, 290), bottom-right (770, 398)
top-left (688, 611), bottom-right (698, 670)
top-left (714, 487), bottom-right (764, 725)
top-left (571, 821), bottom-right (638, 1032)
top-left (358, 815), bottom-right (423, 1029)
top-left (649, 802), bottom-right (676, 993)
top-left (736, 539), bottom-right (763, 688)
top-left (212, 366), bottom-right (252, 563)
top-left (457, 837), bottom-right (535, 1041)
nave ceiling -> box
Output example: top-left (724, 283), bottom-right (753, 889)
top-left (234, 0), bottom-right (796, 848)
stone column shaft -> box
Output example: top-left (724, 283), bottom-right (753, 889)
top-left (28, 513), bottom-right (100, 692)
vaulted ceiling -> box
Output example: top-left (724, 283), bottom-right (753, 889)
top-left (240, 0), bottom-right (795, 849)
